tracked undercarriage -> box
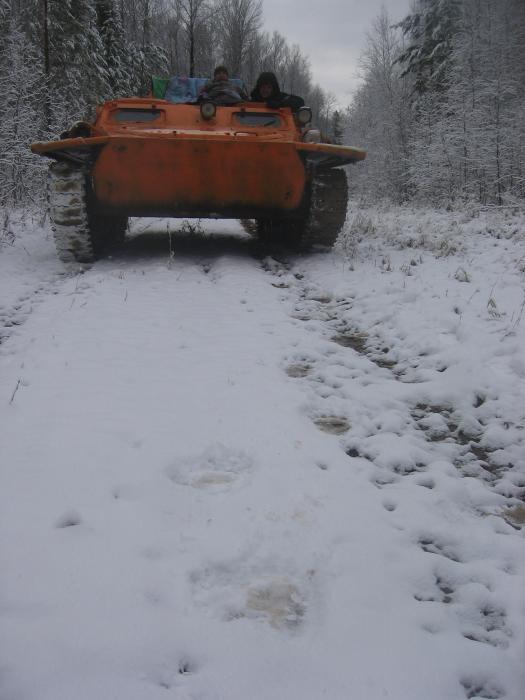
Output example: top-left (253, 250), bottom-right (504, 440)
top-left (48, 162), bottom-right (127, 263)
top-left (254, 168), bottom-right (349, 249)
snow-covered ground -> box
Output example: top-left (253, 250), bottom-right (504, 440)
top-left (1, 205), bottom-right (524, 700)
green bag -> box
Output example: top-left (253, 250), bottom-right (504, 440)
top-left (151, 76), bottom-right (169, 99)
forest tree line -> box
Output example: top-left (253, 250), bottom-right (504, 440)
top-left (346, 0), bottom-right (525, 205)
top-left (0, 0), bottom-right (337, 209)
top-left (1, 0), bottom-right (524, 211)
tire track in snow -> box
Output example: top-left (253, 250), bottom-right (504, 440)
top-left (260, 252), bottom-right (525, 700)
top-left (0, 272), bottom-right (71, 348)
top-left (1, 233), bottom-right (523, 700)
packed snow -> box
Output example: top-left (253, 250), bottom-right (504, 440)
top-left (1, 205), bottom-right (524, 700)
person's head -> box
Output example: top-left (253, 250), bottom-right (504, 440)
top-left (213, 65), bottom-right (229, 81)
top-left (255, 72), bottom-right (280, 100)
top-left (259, 83), bottom-right (273, 99)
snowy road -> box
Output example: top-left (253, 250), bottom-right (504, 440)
top-left (1, 215), bottom-right (524, 699)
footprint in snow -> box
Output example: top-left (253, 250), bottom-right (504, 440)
top-left (148, 655), bottom-right (199, 691)
top-left (55, 509), bottom-right (82, 528)
top-left (418, 535), bottom-right (463, 563)
top-left (304, 291), bottom-right (332, 304)
top-left (313, 415), bottom-right (350, 435)
top-left (244, 577), bottom-right (306, 629)
top-left (191, 562), bottom-right (310, 631)
top-left (382, 500), bottom-right (397, 512)
top-left (370, 471), bottom-right (399, 488)
top-left (166, 443), bottom-right (253, 492)
top-left (414, 572), bottom-right (456, 604)
top-left (502, 504), bottom-right (525, 529)
top-left (332, 332), bottom-right (368, 353)
top-left (460, 677), bottom-right (504, 699)
top-left (286, 363), bottom-right (313, 378)
top-left (415, 476), bottom-right (436, 489)
top-left (461, 602), bottom-right (512, 649)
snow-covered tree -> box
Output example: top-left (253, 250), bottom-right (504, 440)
top-left (0, 8), bottom-right (48, 207)
top-left (0, 0), bottom-right (341, 210)
top-left (345, 8), bottom-right (413, 201)
top-left (348, 0), bottom-right (525, 205)
top-left (397, 0), bottom-right (461, 95)
top-left (330, 110), bottom-right (343, 145)
top-left (96, 0), bottom-right (129, 96)
top-left (406, 0), bottom-right (525, 203)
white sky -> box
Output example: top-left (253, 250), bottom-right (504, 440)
top-left (262, 0), bottom-right (411, 105)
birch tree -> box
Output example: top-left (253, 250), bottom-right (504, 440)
top-left (346, 8), bottom-right (413, 201)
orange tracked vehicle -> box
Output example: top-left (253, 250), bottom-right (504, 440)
top-left (31, 91), bottom-right (366, 262)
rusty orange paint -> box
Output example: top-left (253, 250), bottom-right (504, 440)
top-left (92, 137), bottom-right (306, 214)
top-left (31, 135), bottom-right (110, 153)
top-left (31, 98), bottom-right (366, 219)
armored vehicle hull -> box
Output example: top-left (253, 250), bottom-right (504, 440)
top-left (32, 98), bottom-right (366, 262)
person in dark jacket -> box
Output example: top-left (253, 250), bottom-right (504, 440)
top-left (250, 72), bottom-right (305, 112)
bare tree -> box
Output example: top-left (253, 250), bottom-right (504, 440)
top-left (263, 30), bottom-right (287, 74)
top-left (172, 0), bottom-right (212, 76)
top-left (217, 0), bottom-right (262, 79)
top-left (281, 43), bottom-right (311, 97)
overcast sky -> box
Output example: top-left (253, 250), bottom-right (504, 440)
top-left (262, 0), bottom-right (411, 105)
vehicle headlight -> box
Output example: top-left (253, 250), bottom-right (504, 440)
top-left (200, 102), bottom-right (216, 120)
top-left (296, 107), bottom-right (312, 125)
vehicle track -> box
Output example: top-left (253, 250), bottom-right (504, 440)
top-left (1, 230), bottom-right (523, 700)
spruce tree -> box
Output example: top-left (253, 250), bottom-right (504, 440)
top-left (331, 110), bottom-right (343, 145)
top-left (397, 0), bottom-right (461, 95)
top-left (0, 9), bottom-right (48, 207)
top-left (96, 0), bottom-right (129, 96)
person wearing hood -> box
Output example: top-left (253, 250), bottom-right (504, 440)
top-left (250, 72), bottom-right (305, 112)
